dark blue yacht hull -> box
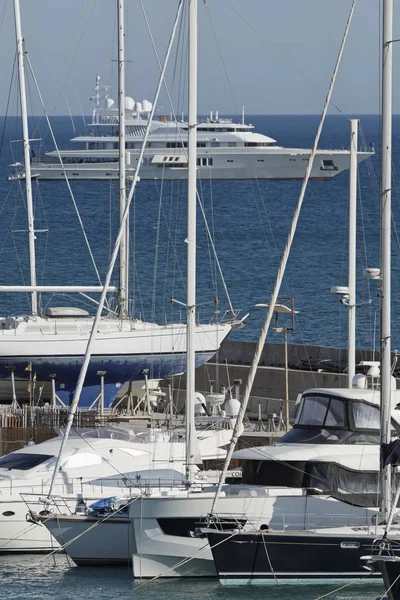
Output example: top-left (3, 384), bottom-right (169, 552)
top-left (0, 350), bottom-right (214, 408)
top-left (206, 530), bottom-right (390, 584)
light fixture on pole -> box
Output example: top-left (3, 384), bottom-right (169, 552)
top-left (255, 299), bottom-right (297, 432)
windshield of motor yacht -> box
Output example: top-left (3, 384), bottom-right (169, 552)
top-left (55, 426), bottom-right (136, 441)
top-left (278, 393), bottom-right (399, 444)
top-left (0, 453), bottom-right (54, 471)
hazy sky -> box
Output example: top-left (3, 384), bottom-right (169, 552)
top-left (0, 0), bottom-right (398, 116)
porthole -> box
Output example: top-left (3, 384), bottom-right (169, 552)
top-left (340, 541), bottom-right (360, 549)
top-left (2, 511), bottom-right (15, 517)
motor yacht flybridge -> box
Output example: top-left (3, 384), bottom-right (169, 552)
top-left (10, 77), bottom-right (374, 181)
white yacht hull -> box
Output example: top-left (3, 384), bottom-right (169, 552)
top-left (43, 514), bottom-right (131, 564)
top-left (0, 491), bottom-right (129, 553)
top-left (41, 488), bottom-right (377, 572)
top-left (17, 149), bottom-right (372, 181)
top-left (129, 492), bottom-right (377, 578)
top-left (0, 317), bottom-right (231, 407)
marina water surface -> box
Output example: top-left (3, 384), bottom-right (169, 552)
top-left (0, 554), bottom-right (387, 600)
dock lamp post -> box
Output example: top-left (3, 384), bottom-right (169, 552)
top-left (256, 299), bottom-right (297, 432)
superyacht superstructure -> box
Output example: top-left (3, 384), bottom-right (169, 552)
top-left (10, 77), bottom-right (374, 181)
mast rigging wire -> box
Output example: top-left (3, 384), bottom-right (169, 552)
top-left (26, 55), bottom-right (105, 291)
top-left (210, 0), bottom-right (358, 517)
top-left (46, 0), bottom-right (184, 499)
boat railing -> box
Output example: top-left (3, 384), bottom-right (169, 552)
top-left (14, 475), bottom-right (190, 500)
top-left (197, 510), bottom-right (377, 533)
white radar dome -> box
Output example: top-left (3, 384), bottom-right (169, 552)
top-left (135, 101), bottom-right (143, 113)
top-left (124, 96), bottom-right (135, 111)
top-left (106, 98), bottom-right (115, 109)
top-left (142, 99), bottom-right (152, 112)
top-left (352, 373), bottom-right (367, 389)
top-left (224, 397), bottom-right (241, 418)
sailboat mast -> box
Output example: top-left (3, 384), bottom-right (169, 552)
top-left (380, 0), bottom-right (393, 523)
top-left (347, 118), bottom-right (358, 386)
top-left (118, 0), bottom-right (129, 318)
top-left (13, 0), bottom-right (37, 316)
top-left (185, 0), bottom-right (197, 485)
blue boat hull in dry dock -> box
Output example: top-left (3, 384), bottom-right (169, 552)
top-left (0, 350), bottom-right (214, 408)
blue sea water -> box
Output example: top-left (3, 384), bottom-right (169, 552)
top-left (0, 113), bottom-right (395, 355)
top-left (0, 554), bottom-right (387, 600)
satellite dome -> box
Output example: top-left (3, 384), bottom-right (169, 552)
top-left (124, 96), bottom-right (135, 111)
top-left (224, 397), bottom-right (241, 418)
top-left (106, 98), bottom-right (115, 109)
top-left (352, 373), bottom-right (367, 389)
top-left (135, 101), bottom-right (143, 113)
top-left (142, 99), bottom-right (152, 112)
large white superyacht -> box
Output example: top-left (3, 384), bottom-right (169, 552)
top-left (10, 77), bottom-right (373, 182)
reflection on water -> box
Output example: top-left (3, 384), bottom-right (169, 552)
top-left (0, 554), bottom-right (386, 600)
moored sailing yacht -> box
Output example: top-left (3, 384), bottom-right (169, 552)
top-left (1, 0), bottom-right (234, 408)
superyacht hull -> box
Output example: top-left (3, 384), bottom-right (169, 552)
top-left (16, 149), bottom-right (373, 181)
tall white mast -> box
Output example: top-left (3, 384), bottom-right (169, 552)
top-left (13, 0), bottom-right (37, 315)
top-left (347, 119), bottom-right (358, 386)
top-left (380, 0), bottom-right (393, 523)
top-left (118, 0), bottom-right (129, 317)
top-left (185, 0), bottom-right (197, 485)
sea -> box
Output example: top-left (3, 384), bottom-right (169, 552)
top-left (0, 113), bottom-right (397, 352)
top-left (0, 554), bottom-right (388, 600)
top-left (0, 114), bottom-right (396, 598)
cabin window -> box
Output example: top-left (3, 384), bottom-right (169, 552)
top-left (351, 402), bottom-right (380, 430)
top-left (324, 398), bottom-right (346, 427)
top-left (208, 158), bottom-right (213, 166)
top-left (296, 395), bottom-right (345, 428)
top-left (297, 396), bottom-right (329, 426)
top-left (321, 159), bottom-right (338, 171)
top-left (202, 158), bottom-right (207, 166)
top-left (0, 453), bottom-right (53, 470)
top-left (197, 142), bottom-right (206, 148)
